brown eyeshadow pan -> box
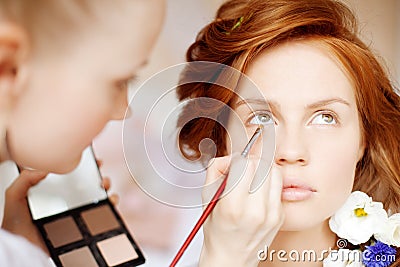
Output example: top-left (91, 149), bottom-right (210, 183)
top-left (59, 246), bottom-right (98, 267)
top-left (44, 216), bottom-right (82, 248)
top-left (81, 204), bottom-right (120, 235)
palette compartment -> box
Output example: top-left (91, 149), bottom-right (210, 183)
top-left (33, 199), bottom-right (145, 267)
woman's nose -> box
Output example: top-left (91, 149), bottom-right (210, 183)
top-left (274, 125), bottom-right (309, 166)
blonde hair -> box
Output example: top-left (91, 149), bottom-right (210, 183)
top-left (177, 0), bottom-right (400, 215)
top-left (0, 0), bottom-right (129, 53)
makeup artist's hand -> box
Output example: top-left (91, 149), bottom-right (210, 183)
top-left (199, 155), bottom-right (284, 267)
top-left (1, 165), bottom-right (117, 255)
top-left (96, 159), bottom-right (119, 205)
top-left (1, 169), bottom-right (49, 254)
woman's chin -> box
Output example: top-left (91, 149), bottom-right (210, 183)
top-left (279, 202), bottom-right (326, 231)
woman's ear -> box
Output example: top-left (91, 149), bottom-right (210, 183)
top-left (0, 22), bottom-right (29, 112)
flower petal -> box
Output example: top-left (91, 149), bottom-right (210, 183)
top-left (329, 191), bottom-right (387, 245)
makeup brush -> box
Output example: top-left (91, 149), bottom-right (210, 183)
top-left (169, 125), bottom-right (264, 267)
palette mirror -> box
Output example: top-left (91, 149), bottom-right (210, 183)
top-left (28, 147), bottom-right (107, 220)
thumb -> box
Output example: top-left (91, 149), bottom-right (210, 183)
top-left (6, 170), bottom-right (48, 201)
top-left (205, 155), bottom-right (234, 185)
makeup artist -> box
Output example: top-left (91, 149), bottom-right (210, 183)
top-left (0, 0), bottom-right (164, 266)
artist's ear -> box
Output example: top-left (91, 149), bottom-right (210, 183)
top-left (0, 22), bottom-right (29, 111)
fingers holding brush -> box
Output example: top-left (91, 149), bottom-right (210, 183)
top-left (201, 155), bottom-right (283, 265)
top-left (199, 126), bottom-right (284, 267)
top-left (200, 155), bottom-right (283, 266)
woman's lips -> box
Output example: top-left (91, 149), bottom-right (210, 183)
top-left (281, 182), bottom-right (316, 201)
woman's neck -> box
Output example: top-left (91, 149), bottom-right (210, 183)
top-left (258, 220), bottom-right (336, 267)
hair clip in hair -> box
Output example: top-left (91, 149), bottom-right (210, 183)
top-left (231, 16), bottom-right (244, 31)
top-left (225, 16), bottom-right (244, 35)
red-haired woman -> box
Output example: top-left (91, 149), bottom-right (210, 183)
top-left (177, 0), bottom-right (400, 266)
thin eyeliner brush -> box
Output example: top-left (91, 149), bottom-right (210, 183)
top-left (169, 125), bottom-right (264, 267)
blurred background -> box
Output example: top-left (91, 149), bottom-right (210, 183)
top-left (1, 0), bottom-right (399, 266)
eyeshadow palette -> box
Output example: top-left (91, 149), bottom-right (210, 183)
top-left (35, 199), bottom-right (144, 267)
top-left (25, 146), bottom-right (145, 267)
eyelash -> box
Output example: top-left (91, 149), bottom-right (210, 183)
top-left (246, 111), bottom-right (275, 126)
top-left (309, 111), bottom-right (340, 126)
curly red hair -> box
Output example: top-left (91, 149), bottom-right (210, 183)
top-left (177, 0), bottom-right (400, 221)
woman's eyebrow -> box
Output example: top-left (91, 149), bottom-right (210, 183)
top-left (235, 97), bottom-right (350, 108)
top-left (234, 97), bottom-right (350, 116)
top-left (306, 98), bottom-right (351, 109)
top-left (235, 98), bottom-right (282, 118)
top-left (235, 98), bottom-right (278, 109)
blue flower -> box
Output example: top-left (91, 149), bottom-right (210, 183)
top-left (362, 241), bottom-right (396, 267)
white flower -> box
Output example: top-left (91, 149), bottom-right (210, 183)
top-left (323, 249), bottom-right (364, 267)
top-left (346, 261), bottom-right (364, 267)
top-left (374, 213), bottom-right (400, 247)
top-left (329, 191), bottom-right (388, 245)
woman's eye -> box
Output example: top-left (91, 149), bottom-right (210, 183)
top-left (248, 113), bottom-right (274, 125)
top-left (311, 113), bottom-right (337, 125)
